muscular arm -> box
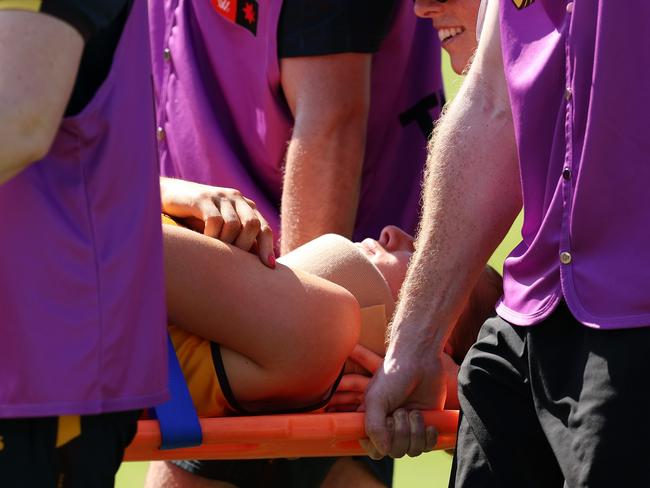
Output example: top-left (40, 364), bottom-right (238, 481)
top-left (279, 53), bottom-right (371, 254)
top-left (364, 0), bottom-right (522, 457)
top-left (0, 10), bottom-right (83, 183)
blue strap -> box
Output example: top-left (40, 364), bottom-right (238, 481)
top-left (150, 335), bottom-right (203, 449)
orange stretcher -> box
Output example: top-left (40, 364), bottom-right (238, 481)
top-left (124, 410), bottom-right (459, 461)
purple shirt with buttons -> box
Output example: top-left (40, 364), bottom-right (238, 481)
top-left (149, 0), bottom-right (444, 242)
top-left (496, 0), bottom-right (650, 329)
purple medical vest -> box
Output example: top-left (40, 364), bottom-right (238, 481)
top-left (0, 0), bottom-right (168, 417)
top-left (150, 0), bottom-right (443, 241)
top-left (496, 0), bottom-right (650, 329)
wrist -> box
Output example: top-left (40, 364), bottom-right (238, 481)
top-left (159, 177), bottom-right (174, 209)
top-left (388, 310), bottom-right (448, 357)
top-left (386, 329), bottom-right (445, 369)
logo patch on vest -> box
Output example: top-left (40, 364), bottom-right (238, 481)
top-left (512, 0), bottom-right (535, 9)
top-left (211, 0), bottom-right (258, 35)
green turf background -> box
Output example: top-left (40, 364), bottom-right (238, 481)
top-left (115, 51), bottom-right (523, 488)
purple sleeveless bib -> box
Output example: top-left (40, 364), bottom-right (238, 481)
top-left (150, 0), bottom-right (443, 241)
top-left (0, 0), bottom-right (168, 417)
top-left (497, 0), bottom-right (650, 329)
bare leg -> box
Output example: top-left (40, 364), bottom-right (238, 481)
top-left (145, 461), bottom-right (236, 488)
top-left (321, 458), bottom-right (387, 488)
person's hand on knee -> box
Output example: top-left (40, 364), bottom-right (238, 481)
top-left (160, 177), bottom-right (276, 267)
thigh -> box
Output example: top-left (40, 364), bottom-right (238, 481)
top-left (321, 457), bottom-right (393, 488)
top-left (56, 410), bottom-right (140, 488)
top-left (0, 417), bottom-right (58, 487)
top-left (145, 461), bottom-right (236, 488)
top-left (452, 316), bottom-right (563, 488)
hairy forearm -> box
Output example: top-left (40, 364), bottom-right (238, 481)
top-left (279, 53), bottom-right (371, 255)
top-left (390, 78), bottom-right (520, 355)
top-left (280, 120), bottom-right (366, 254)
top-left (388, 0), bottom-right (519, 355)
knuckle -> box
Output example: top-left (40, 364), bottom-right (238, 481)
top-left (395, 424), bottom-right (410, 438)
top-left (409, 411), bottom-right (424, 429)
top-left (222, 215), bottom-right (242, 229)
top-left (218, 189), bottom-right (240, 199)
top-left (206, 214), bottom-right (224, 225)
top-left (206, 215), bottom-right (224, 227)
top-left (242, 217), bottom-right (261, 232)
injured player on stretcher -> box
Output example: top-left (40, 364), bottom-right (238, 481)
top-left (161, 215), bottom-right (502, 417)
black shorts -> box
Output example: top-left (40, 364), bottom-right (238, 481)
top-left (451, 303), bottom-right (650, 487)
top-left (173, 455), bottom-right (393, 488)
top-left (0, 410), bottom-right (140, 488)
top-left (277, 0), bottom-right (398, 57)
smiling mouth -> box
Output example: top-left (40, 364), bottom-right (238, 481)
top-left (438, 27), bottom-right (465, 43)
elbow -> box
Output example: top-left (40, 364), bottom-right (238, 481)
top-left (325, 286), bottom-right (362, 369)
top-left (0, 110), bottom-right (60, 184)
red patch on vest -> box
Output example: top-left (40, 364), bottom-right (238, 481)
top-left (211, 0), bottom-right (258, 35)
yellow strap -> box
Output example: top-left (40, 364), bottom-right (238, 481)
top-left (0, 1), bottom-right (42, 11)
top-left (56, 415), bottom-right (81, 448)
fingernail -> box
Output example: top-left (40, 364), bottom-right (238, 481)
top-left (268, 254), bottom-right (276, 269)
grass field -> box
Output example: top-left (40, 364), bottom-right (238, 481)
top-left (115, 52), bottom-right (523, 488)
top-left (116, 451), bottom-right (456, 487)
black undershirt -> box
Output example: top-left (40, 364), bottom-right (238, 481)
top-left (64, 1), bottom-right (133, 116)
top-left (15, 0), bottom-right (134, 116)
top-left (277, 0), bottom-right (398, 58)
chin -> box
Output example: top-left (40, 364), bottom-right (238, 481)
top-left (449, 47), bottom-right (474, 75)
top-left (451, 57), bottom-right (467, 75)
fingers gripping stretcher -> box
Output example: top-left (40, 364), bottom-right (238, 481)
top-left (123, 338), bottom-right (459, 461)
